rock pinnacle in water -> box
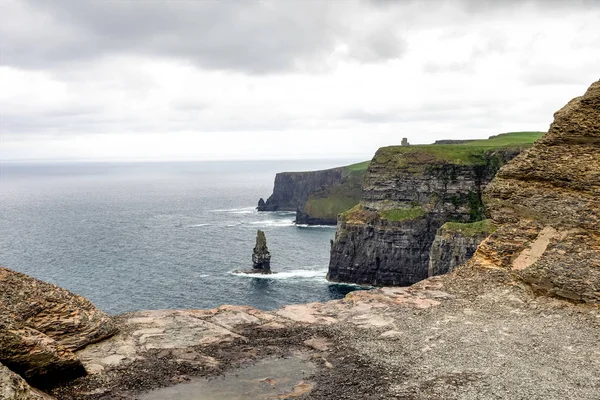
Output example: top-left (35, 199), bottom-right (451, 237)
top-left (252, 229), bottom-right (271, 273)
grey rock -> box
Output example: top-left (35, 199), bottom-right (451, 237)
top-left (252, 230), bottom-right (271, 273)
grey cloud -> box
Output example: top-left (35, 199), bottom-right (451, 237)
top-left (1, 0), bottom-right (407, 73)
top-left (520, 67), bottom-right (597, 86)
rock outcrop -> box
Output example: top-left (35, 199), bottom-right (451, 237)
top-left (428, 220), bottom-right (495, 277)
top-left (328, 136), bottom-right (533, 286)
top-left (469, 80), bottom-right (600, 304)
top-left (252, 230), bottom-right (271, 273)
top-left (0, 267), bottom-right (118, 387)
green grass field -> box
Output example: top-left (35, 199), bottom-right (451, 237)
top-left (380, 207), bottom-right (426, 222)
top-left (375, 131), bottom-right (545, 166)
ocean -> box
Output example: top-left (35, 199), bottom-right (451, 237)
top-left (0, 159), bottom-right (363, 315)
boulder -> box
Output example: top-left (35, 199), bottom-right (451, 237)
top-left (0, 267), bottom-right (118, 387)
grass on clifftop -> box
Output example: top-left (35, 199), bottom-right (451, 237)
top-left (341, 205), bottom-right (426, 224)
top-left (463, 131), bottom-right (543, 147)
top-left (344, 160), bottom-right (371, 174)
top-left (375, 131), bottom-right (545, 166)
top-left (441, 219), bottom-right (496, 237)
top-left (302, 160), bottom-right (369, 220)
top-left (304, 194), bottom-right (360, 219)
top-left (380, 207), bottom-right (426, 222)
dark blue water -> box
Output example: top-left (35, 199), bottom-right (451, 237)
top-left (0, 160), bottom-right (361, 314)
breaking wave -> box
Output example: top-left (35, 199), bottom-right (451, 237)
top-left (295, 224), bottom-right (337, 229)
top-left (231, 268), bottom-right (328, 281)
top-left (249, 219), bottom-right (295, 227)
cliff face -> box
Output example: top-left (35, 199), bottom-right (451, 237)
top-left (328, 142), bottom-right (528, 286)
top-left (328, 214), bottom-right (435, 285)
top-left (257, 167), bottom-right (345, 212)
top-left (258, 162), bottom-right (368, 225)
top-left (469, 81), bottom-right (600, 304)
top-left (428, 220), bottom-right (495, 277)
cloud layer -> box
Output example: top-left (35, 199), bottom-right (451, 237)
top-left (1, 0), bottom-right (599, 161)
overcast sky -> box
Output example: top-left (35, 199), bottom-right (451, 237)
top-left (1, 0), bottom-right (598, 162)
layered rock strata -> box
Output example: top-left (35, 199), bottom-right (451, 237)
top-left (428, 220), bottom-right (495, 277)
top-left (470, 80), bottom-right (600, 304)
top-left (328, 144), bottom-right (524, 286)
top-left (0, 267), bottom-right (118, 387)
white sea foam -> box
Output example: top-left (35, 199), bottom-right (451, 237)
top-left (188, 223), bottom-right (211, 228)
top-left (295, 224), bottom-right (337, 229)
top-left (231, 268), bottom-right (328, 281)
top-left (249, 219), bottom-right (295, 227)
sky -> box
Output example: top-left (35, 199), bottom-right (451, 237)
top-left (1, 0), bottom-right (599, 162)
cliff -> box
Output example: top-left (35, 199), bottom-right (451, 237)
top-left (257, 167), bottom-right (346, 212)
top-left (469, 80), bottom-right (600, 304)
top-left (258, 161), bottom-right (369, 225)
top-left (328, 132), bottom-right (542, 286)
top-left (428, 220), bottom-right (496, 277)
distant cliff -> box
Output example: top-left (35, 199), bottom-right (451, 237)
top-left (327, 132), bottom-right (544, 286)
top-left (258, 161), bottom-right (369, 225)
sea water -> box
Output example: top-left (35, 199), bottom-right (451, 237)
top-left (0, 160), bottom-right (362, 314)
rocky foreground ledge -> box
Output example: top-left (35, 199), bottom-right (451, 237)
top-left (2, 81), bottom-right (599, 399)
top-left (2, 270), bottom-right (598, 399)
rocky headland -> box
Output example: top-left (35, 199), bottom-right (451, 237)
top-left (257, 161), bottom-right (369, 225)
top-left (327, 132), bottom-right (541, 286)
top-left (2, 81), bottom-right (599, 399)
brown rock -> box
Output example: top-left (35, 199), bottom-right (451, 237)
top-left (472, 80), bottom-right (600, 303)
top-left (0, 362), bottom-right (55, 400)
top-left (0, 267), bottom-right (118, 387)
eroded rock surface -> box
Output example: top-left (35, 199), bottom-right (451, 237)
top-left (472, 80), bottom-right (600, 304)
top-left (0, 363), bottom-right (55, 400)
top-left (0, 267), bottom-right (118, 387)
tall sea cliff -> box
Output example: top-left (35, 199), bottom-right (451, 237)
top-left (327, 133), bottom-right (540, 286)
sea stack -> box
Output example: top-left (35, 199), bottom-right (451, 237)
top-left (252, 230), bottom-right (272, 273)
